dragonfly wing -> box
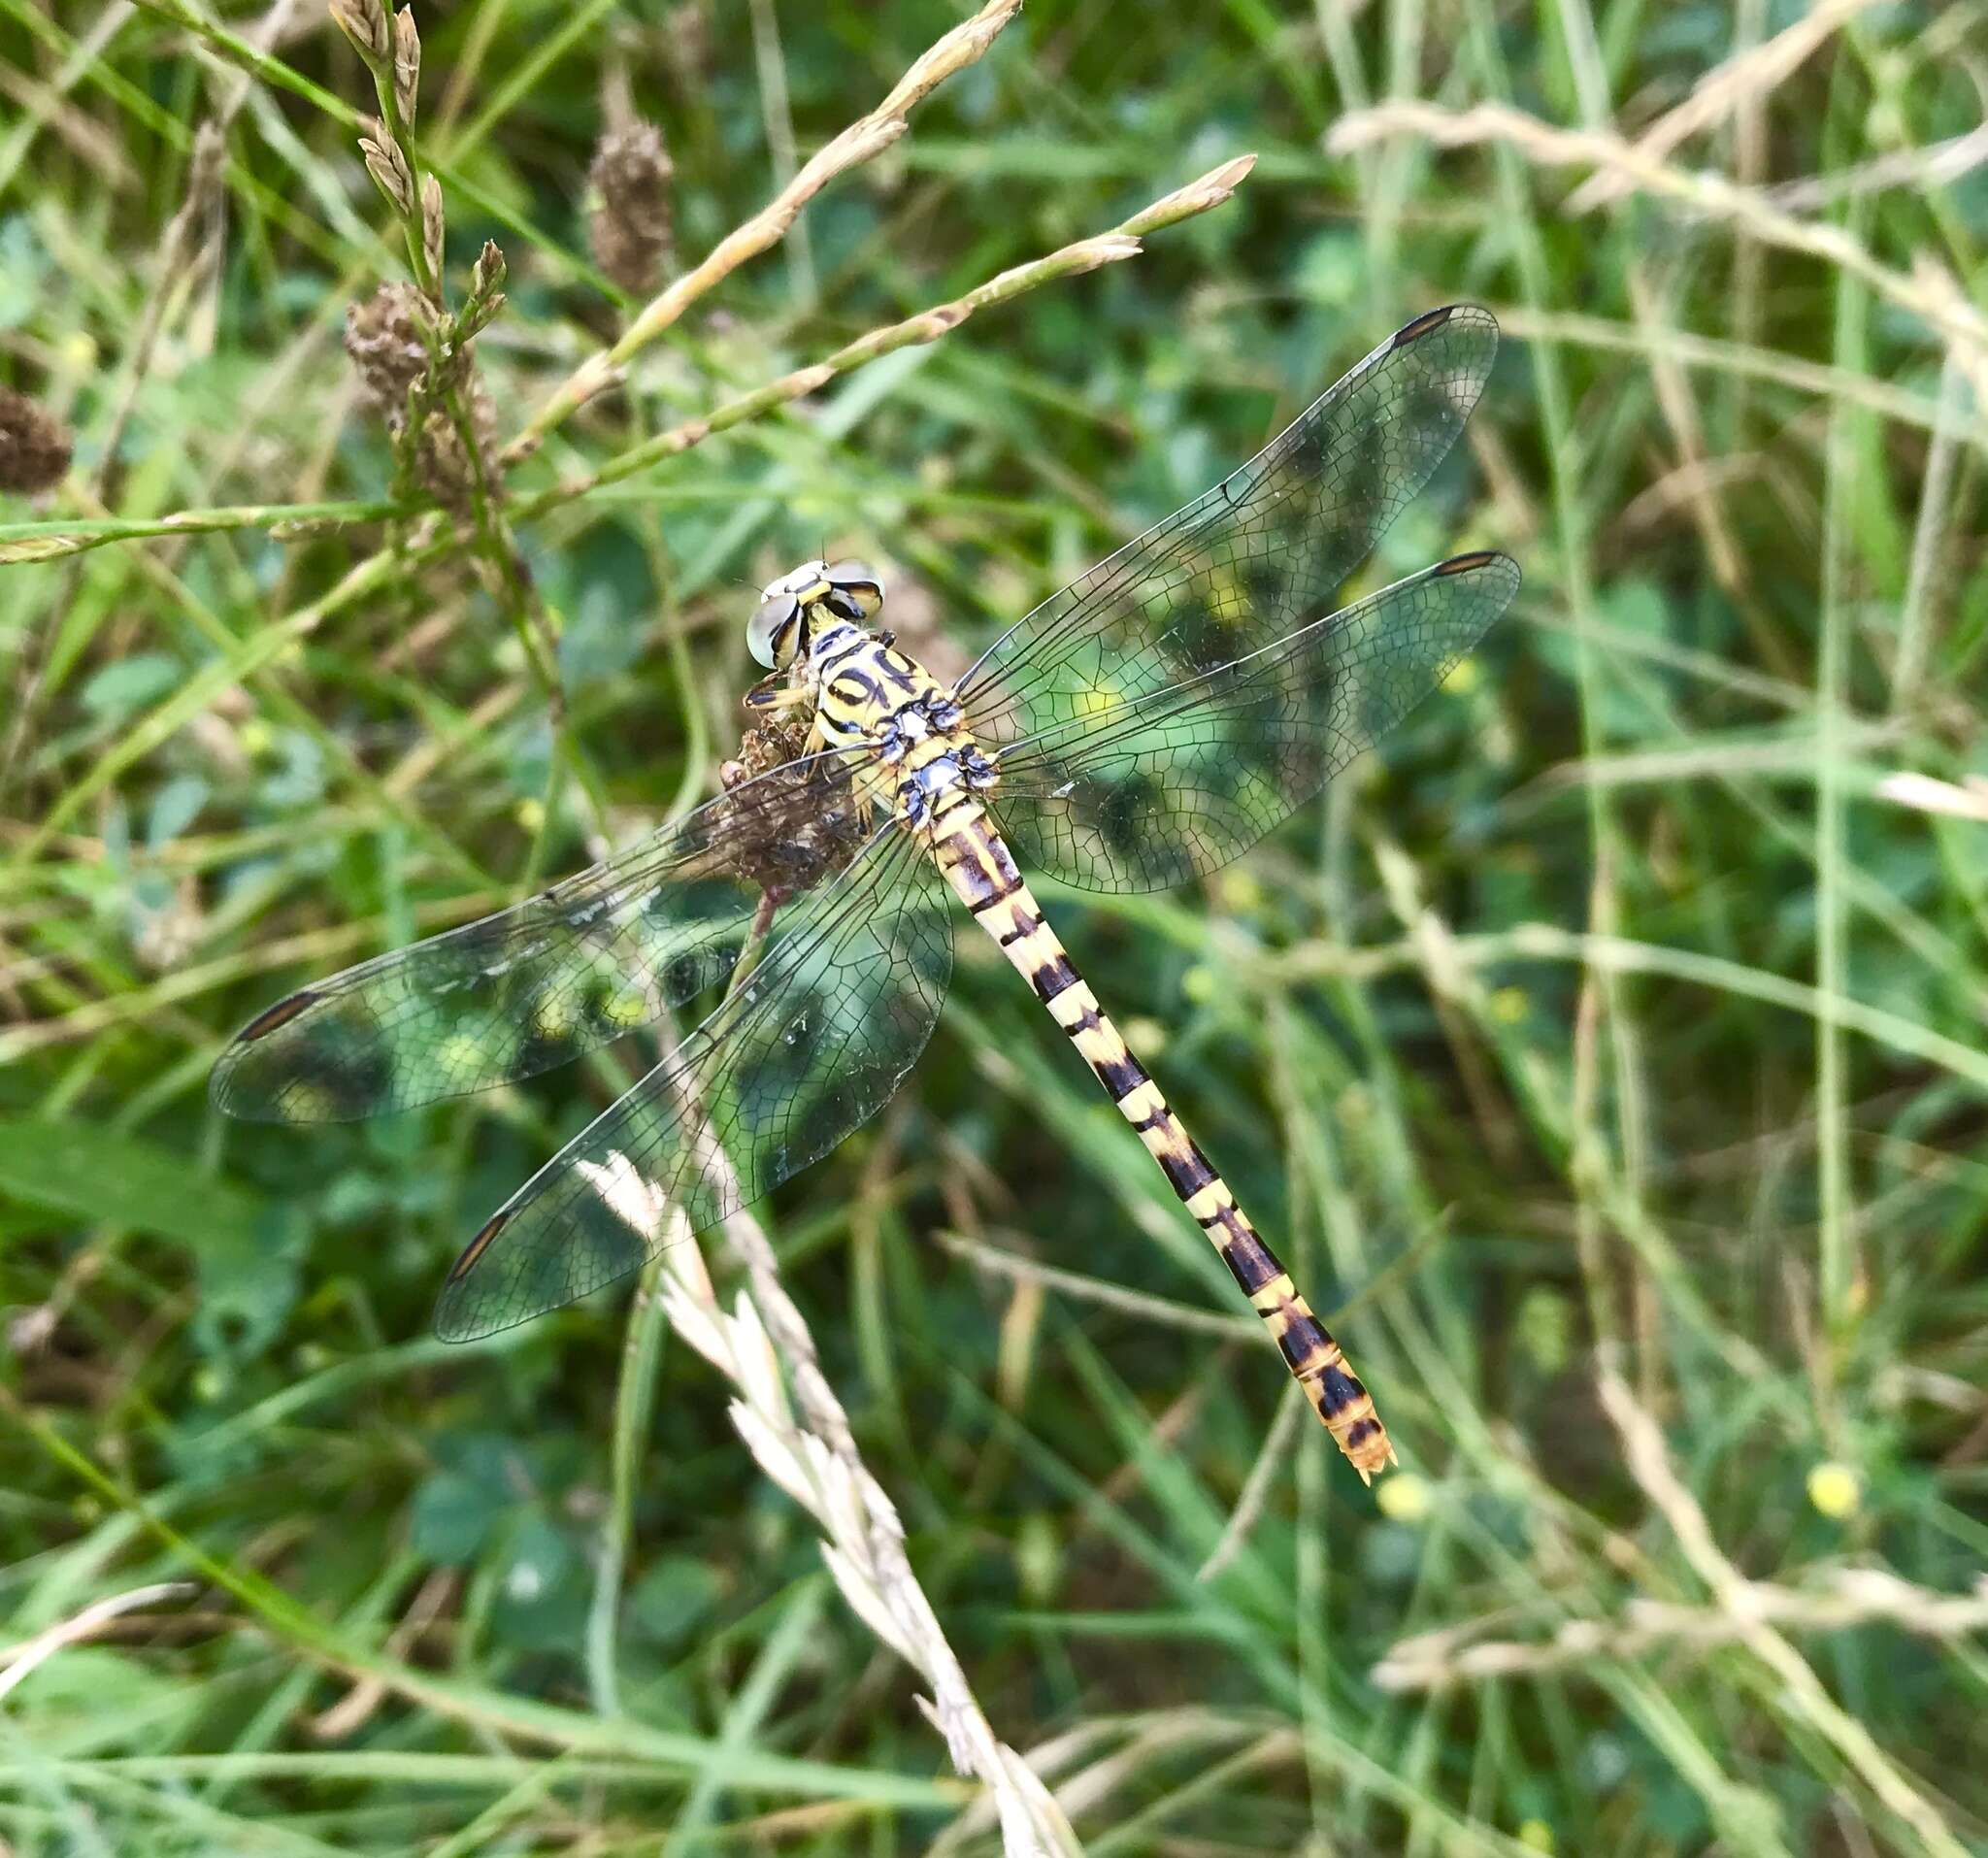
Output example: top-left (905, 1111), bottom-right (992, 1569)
top-left (432, 824), bottom-right (952, 1340)
top-left (990, 551), bottom-right (1519, 892)
top-left (210, 747), bottom-right (879, 1123)
top-left (955, 305), bottom-right (1500, 749)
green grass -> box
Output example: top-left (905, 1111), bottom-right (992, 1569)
top-left (5, 0), bottom-right (1988, 1853)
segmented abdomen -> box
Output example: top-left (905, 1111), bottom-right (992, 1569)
top-left (929, 810), bottom-right (1396, 1481)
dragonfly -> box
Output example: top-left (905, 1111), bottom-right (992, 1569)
top-left (213, 304), bottom-right (1518, 1482)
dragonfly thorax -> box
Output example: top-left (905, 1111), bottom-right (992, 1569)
top-left (788, 615), bottom-right (997, 833)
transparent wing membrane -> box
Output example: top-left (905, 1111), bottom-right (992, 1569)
top-left (992, 551), bottom-right (1519, 892)
top-left (431, 828), bottom-right (953, 1340)
top-left (210, 747), bottom-right (877, 1122)
top-left (210, 302), bottom-right (1513, 1359)
top-left (957, 307), bottom-right (1501, 752)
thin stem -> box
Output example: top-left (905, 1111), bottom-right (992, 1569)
top-left (1815, 184), bottom-right (1868, 1351)
top-left (523, 156), bottom-right (1256, 514)
top-left (0, 499), bottom-right (411, 564)
top-left (503, 0), bottom-right (1025, 464)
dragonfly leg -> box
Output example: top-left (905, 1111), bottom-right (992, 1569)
top-left (931, 811), bottom-right (1397, 1482)
top-left (744, 682), bottom-right (813, 713)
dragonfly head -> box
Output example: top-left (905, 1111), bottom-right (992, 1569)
top-left (747, 559), bottom-right (886, 669)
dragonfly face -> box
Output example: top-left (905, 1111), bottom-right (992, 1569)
top-left (746, 559), bottom-right (885, 669)
top-left (213, 305), bottom-right (1522, 1480)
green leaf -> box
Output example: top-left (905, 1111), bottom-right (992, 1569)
top-left (79, 652), bottom-right (182, 719)
top-left (190, 1205), bottom-right (307, 1362)
top-left (146, 774), bottom-right (210, 849)
top-left (412, 1465), bottom-right (513, 1564)
top-left (492, 1511), bottom-right (588, 1652)
top-left (0, 1119), bottom-right (264, 1249)
top-left (628, 1555), bottom-right (725, 1647)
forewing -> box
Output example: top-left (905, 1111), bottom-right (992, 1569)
top-left (955, 306), bottom-right (1500, 747)
top-left (210, 747), bottom-right (878, 1123)
top-left (991, 552), bottom-right (1519, 892)
top-left (431, 826), bottom-right (952, 1341)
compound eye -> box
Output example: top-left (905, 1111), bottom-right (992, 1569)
top-left (746, 594), bottom-right (798, 668)
top-left (827, 562), bottom-right (884, 616)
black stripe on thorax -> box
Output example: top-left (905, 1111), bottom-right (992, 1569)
top-left (808, 625), bottom-right (870, 676)
top-left (829, 670), bottom-right (886, 711)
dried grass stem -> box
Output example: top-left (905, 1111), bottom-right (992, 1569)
top-left (503, 0), bottom-right (1024, 463)
top-left (1327, 102), bottom-right (1988, 404)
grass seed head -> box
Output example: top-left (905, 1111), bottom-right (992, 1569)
top-left (391, 6), bottom-right (421, 127)
top-left (714, 706), bottom-right (869, 893)
top-left (457, 240), bottom-right (509, 339)
top-left (588, 120), bottom-right (676, 295)
top-left (357, 117), bottom-right (414, 216)
top-left (345, 281), bottom-right (436, 422)
top-left (347, 281), bottom-right (494, 513)
top-left (419, 173), bottom-right (445, 290)
top-left (410, 385), bottom-right (497, 517)
top-left (0, 386), bottom-right (73, 495)
top-left (328, 0), bottom-right (389, 65)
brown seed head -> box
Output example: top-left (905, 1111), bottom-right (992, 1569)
top-left (588, 119), bottom-right (675, 295)
top-left (346, 282), bottom-right (495, 517)
top-left (469, 239), bottom-right (507, 303)
top-left (329, 0), bottom-right (390, 63)
top-left (0, 386), bottom-right (73, 495)
top-left (711, 701), bottom-right (867, 894)
top-left (457, 239), bottom-right (508, 339)
top-left (419, 173), bottom-right (445, 290)
top-left (391, 7), bottom-right (420, 126)
top-left (346, 281), bottom-right (436, 426)
top-left (358, 119), bottom-right (414, 216)
top-left (411, 382), bottom-right (497, 518)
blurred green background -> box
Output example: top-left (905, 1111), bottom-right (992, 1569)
top-left (4, 0), bottom-right (1987, 1852)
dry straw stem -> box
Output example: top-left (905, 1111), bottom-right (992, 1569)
top-left (1485, 306), bottom-right (1988, 453)
top-left (1195, 1383), bottom-right (1306, 1582)
top-left (1375, 1567), bottom-right (1988, 1691)
top-left (1766, 124), bottom-right (1988, 214)
top-left (1565, 0), bottom-right (1885, 214)
top-left (935, 1228), bottom-right (1258, 1342)
top-left (1326, 102), bottom-right (1988, 406)
top-left (0, 159), bottom-right (1252, 562)
top-left (1596, 1361), bottom-right (1970, 1858)
top-left (0, 1582), bottom-right (196, 1703)
top-left (1251, 922), bottom-right (1988, 1102)
top-left (568, 1173), bottom-right (1077, 1858)
top-left (27, 260), bottom-right (1987, 572)
top-left (530, 155), bottom-right (1255, 510)
top-left (502, 0), bottom-right (1023, 464)
top-left (1876, 771), bottom-right (1988, 824)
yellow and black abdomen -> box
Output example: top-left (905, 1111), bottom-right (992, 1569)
top-left (928, 808), bottom-right (1396, 1481)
